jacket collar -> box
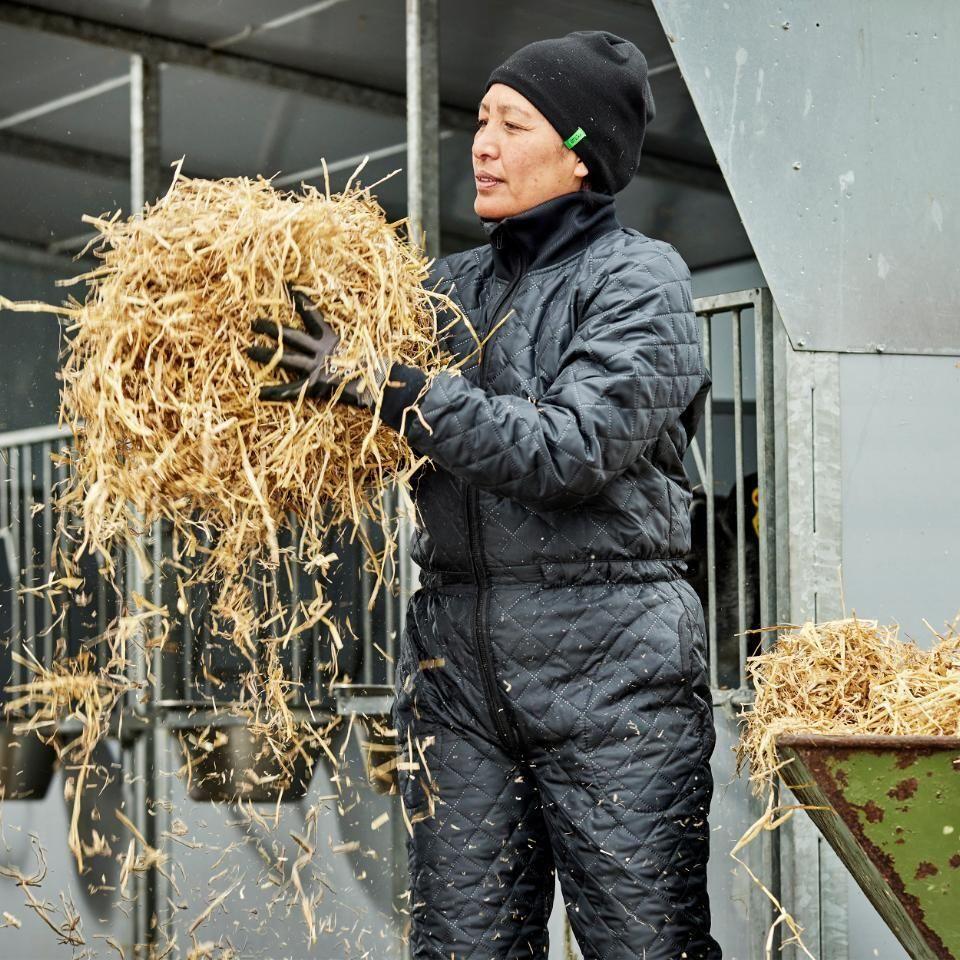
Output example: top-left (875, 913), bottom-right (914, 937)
top-left (482, 190), bottom-right (621, 279)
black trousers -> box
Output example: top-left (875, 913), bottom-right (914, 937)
top-left (394, 578), bottom-right (722, 959)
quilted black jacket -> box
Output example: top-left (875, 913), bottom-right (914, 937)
top-left (381, 189), bottom-right (710, 581)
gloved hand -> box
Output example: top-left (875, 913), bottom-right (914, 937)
top-left (248, 289), bottom-right (380, 406)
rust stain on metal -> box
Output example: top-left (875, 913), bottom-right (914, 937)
top-left (781, 737), bottom-right (955, 960)
top-left (863, 799), bottom-right (885, 823)
top-left (888, 777), bottom-right (919, 801)
top-left (949, 854), bottom-right (960, 870)
top-left (915, 862), bottom-right (939, 880)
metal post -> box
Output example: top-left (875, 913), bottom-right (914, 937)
top-left (731, 310), bottom-right (747, 687)
top-left (702, 318), bottom-right (718, 689)
top-left (754, 289), bottom-right (781, 955)
top-left (129, 55), bottom-right (162, 211)
top-left (396, 2), bottom-right (440, 950)
top-left (127, 53), bottom-right (162, 957)
top-left (405, 0), bottom-right (441, 257)
top-left (754, 289), bottom-right (777, 645)
top-left (9, 447), bottom-right (20, 684)
top-left (41, 441), bottom-right (53, 664)
top-left (20, 445), bottom-right (35, 665)
top-left (401, 0), bottom-right (439, 644)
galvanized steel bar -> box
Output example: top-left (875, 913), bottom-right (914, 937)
top-left (275, 130), bottom-right (455, 189)
top-left (129, 52), bottom-right (160, 955)
top-left (41, 441), bottom-right (53, 659)
top-left (151, 522), bottom-right (163, 694)
top-left (53, 449), bottom-right (66, 651)
top-left (0, 74), bottom-right (131, 130)
top-left (21, 445), bottom-right (35, 658)
top-left (0, 424), bottom-right (71, 449)
top-left (399, 0), bottom-right (439, 647)
top-left (754, 289), bottom-right (777, 649)
top-left (360, 526), bottom-right (374, 687)
top-left (288, 517), bottom-right (303, 700)
top-left (8, 446), bottom-right (20, 684)
top-left (701, 317), bottom-right (718, 689)
top-left (129, 55), bottom-right (162, 209)
top-left (406, 0), bottom-right (441, 256)
top-left (731, 310), bottom-right (748, 687)
top-left (209, 0), bottom-right (357, 51)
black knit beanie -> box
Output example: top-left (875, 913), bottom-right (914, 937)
top-left (486, 31), bottom-right (656, 195)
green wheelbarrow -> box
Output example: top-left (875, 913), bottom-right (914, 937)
top-left (777, 734), bottom-right (960, 960)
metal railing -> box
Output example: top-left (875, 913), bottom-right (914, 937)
top-left (691, 288), bottom-right (777, 700)
top-left (0, 424), bottom-right (392, 719)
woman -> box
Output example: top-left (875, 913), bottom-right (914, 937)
top-left (254, 30), bottom-right (719, 960)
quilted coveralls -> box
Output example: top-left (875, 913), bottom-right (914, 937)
top-left (379, 189), bottom-right (720, 959)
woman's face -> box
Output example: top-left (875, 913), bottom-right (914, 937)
top-left (473, 83), bottom-right (589, 220)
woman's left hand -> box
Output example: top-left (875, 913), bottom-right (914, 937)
top-left (248, 289), bottom-right (373, 406)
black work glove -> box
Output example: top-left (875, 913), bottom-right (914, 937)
top-left (248, 290), bottom-right (377, 406)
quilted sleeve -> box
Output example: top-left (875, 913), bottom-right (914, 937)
top-left (379, 244), bottom-right (707, 511)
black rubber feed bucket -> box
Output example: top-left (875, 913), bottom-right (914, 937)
top-left (179, 722), bottom-right (321, 803)
top-left (0, 721), bottom-right (58, 800)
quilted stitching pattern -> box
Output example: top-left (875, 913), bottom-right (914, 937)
top-left (396, 583), bottom-right (719, 959)
top-left (408, 229), bottom-right (705, 575)
top-left (394, 215), bottom-right (719, 957)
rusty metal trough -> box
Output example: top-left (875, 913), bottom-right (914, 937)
top-left (777, 734), bottom-right (960, 960)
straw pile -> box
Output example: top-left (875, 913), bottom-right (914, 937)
top-left (739, 617), bottom-right (960, 793)
top-left (65, 164), bottom-right (452, 602)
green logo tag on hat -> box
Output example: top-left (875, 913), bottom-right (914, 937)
top-left (564, 127), bottom-right (587, 150)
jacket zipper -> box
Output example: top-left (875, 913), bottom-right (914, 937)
top-left (466, 260), bottom-right (525, 752)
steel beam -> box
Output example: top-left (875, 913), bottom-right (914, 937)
top-left (0, 235), bottom-right (92, 268)
top-left (0, 128), bottom-right (128, 179)
top-left (128, 52), bottom-right (164, 955)
top-left (405, 0), bottom-right (441, 257)
top-left (274, 130), bottom-right (453, 188)
top-left (0, 1), bottom-right (462, 128)
top-left (210, 0), bottom-right (357, 51)
top-left (0, 73), bottom-right (130, 129)
top-left (129, 55), bottom-right (163, 208)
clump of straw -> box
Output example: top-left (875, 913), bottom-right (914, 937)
top-left (739, 616), bottom-right (960, 793)
top-left (57, 165), bottom-right (453, 622)
top-left (1, 166), bottom-right (459, 949)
